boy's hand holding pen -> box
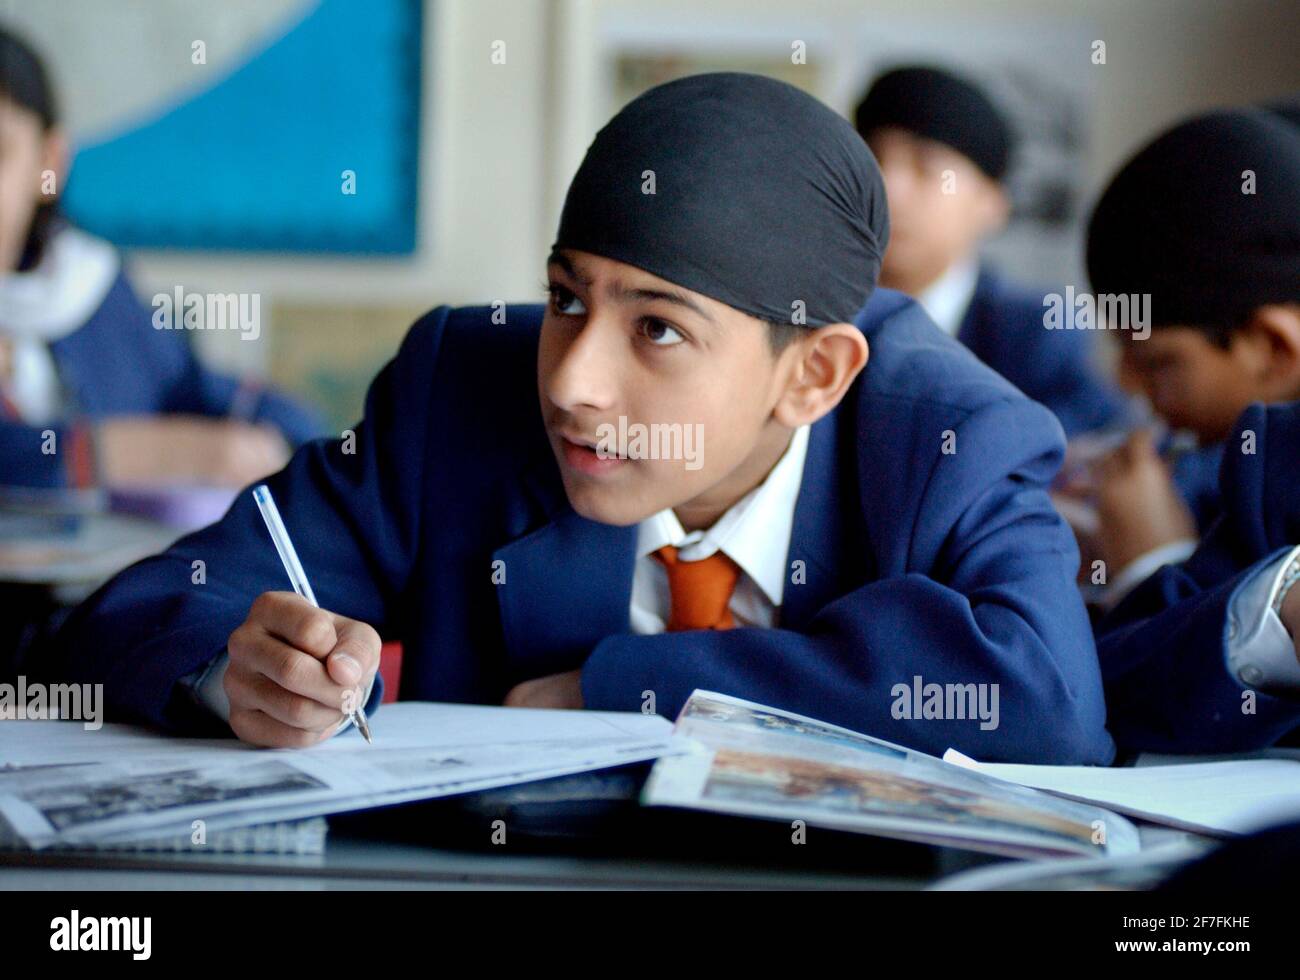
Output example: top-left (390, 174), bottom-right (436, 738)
top-left (222, 485), bottom-right (380, 749)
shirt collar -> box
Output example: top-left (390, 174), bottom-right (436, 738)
top-left (635, 423), bottom-right (811, 608)
top-left (917, 256), bottom-right (980, 337)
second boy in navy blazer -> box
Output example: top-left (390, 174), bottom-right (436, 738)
top-left (854, 66), bottom-right (1125, 438)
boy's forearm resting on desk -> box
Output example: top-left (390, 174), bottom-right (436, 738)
top-left (581, 576), bottom-right (1110, 764)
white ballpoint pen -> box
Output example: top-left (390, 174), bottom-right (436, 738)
top-left (251, 483), bottom-right (373, 743)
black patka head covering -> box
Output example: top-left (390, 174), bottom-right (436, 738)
top-left (1086, 108), bottom-right (1300, 329)
top-left (553, 72), bottom-right (889, 327)
top-left (853, 66), bottom-right (1014, 181)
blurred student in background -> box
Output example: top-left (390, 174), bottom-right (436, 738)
top-left (0, 26), bottom-right (324, 491)
top-left (854, 65), bottom-right (1125, 439)
top-left (1084, 107), bottom-right (1300, 753)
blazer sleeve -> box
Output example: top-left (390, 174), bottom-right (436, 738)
top-left (1099, 556), bottom-right (1300, 753)
top-left (107, 269), bottom-right (328, 446)
top-left (582, 397), bottom-right (1115, 765)
top-left (41, 309), bottom-right (450, 733)
top-left (170, 357), bottom-right (328, 447)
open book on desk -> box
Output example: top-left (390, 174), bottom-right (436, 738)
top-left (643, 691), bottom-right (1140, 860)
top-left (0, 702), bottom-right (680, 850)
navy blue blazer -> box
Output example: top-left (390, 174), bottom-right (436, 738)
top-left (1099, 402), bottom-right (1300, 753)
top-left (1171, 441), bottom-right (1227, 533)
top-left (0, 269), bottom-right (325, 488)
top-left (46, 289), bottom-right (1114, 763)
top-left (959, 267), bottom-right (1126, 438)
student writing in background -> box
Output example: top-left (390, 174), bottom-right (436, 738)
top-left (1081, 107), bottom-right (1300, 753)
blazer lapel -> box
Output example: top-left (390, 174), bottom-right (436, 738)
top-left (492, 453), bottom-right (638, 679)
top-left (955, 265), bottom-right (992, 357)
top-left (779, 404), bottom-right (869, 630)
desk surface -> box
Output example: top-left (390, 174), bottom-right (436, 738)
top-left (0, 834), bottom-right (937, 890)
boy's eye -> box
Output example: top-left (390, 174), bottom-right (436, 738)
top-left (549, 285), bottom-right (587, 317)
top-left (638, 318), bottom-right (685, 347)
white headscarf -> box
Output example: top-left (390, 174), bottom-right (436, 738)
top-left (0, 224), bottom-right (120, 423)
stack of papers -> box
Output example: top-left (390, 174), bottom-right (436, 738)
top-left (0, 703), bottom-right (679, 850)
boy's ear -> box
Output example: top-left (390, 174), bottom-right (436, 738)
top-left (772, 323), bottom-right (869, 428)
top-left (1235, 304), bottom-right (1300, 399)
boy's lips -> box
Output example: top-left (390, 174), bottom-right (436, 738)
top-left (559, 430), bottom-right (599, 449)
top-left (557, 432), bottom-right (628, 476)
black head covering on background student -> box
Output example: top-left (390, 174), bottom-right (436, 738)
top-left (553, 72), bottom-right (890, 327)
top-left (853, 66), bottom-right (1015, 181)
top-left (1086, 108), bottom-right (1300, 330)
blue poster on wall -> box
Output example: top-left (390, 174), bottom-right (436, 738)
top-left (61, 0), bottom-right (423, 254)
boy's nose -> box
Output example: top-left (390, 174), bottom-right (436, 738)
top-left (544, 318), bottom-right (620, 413)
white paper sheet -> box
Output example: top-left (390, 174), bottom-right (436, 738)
top-left (942, 749), bottom-right (1300, 836)
top-left (0, 702), bottom-right (681, 848)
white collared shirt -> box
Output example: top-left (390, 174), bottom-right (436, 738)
top-left (1227, 544), bottom-right (1300, 693)
top-left (916, 257), bottom-right (980, 339)
top-left (630, 424), bottom-right (810, 632)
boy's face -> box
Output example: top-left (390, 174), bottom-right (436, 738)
top-left (866, 125), bottom-right (1008, 294)
top-left (1119, 328), bottom-right (1262, 443)
top-left (537, 250), bottom-right (809, 528)
top-left (0, 97), bottom-right (48, 273)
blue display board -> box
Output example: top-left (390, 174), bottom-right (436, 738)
top-left (62, 0), bottom-right (423, 254)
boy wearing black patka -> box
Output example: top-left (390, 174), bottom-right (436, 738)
top-left (1086, 108), bottom-right (1300, 752)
